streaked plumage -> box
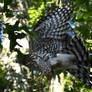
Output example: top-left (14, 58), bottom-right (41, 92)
top-left (29, 2), bottom-right (92, 88)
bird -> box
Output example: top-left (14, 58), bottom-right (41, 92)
top-left (29, 2), bottom-right (92, 88)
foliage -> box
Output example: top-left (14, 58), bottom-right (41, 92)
top-left (64, 73), bottom-right (92, 92)
top-left (1, 0), bottom-right (52, 91)
top-left (0, 65), bottom-right (8, 92)
top-left (71, 0), bottom-right (92, 50)
top-left (28, 0), bottom-right (57, 30)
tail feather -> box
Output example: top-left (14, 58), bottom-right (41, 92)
top-left (62, 36), bottom-right (92, 88)
top-left (63, 36), bottom-right (90, 66)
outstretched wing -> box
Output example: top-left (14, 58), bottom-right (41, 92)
top-left (33, 3), bottom-right (73, 39)
top-left (30, 3), bottom-right (74, 53)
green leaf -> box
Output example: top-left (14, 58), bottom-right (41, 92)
top-left (83, 13), bottom-right (90, 20)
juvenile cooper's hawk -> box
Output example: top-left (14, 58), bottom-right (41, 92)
top-left (29, 2), bottom-right (92, 88)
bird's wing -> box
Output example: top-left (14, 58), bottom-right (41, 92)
top-left (33, 3), bottom-right (74, 40)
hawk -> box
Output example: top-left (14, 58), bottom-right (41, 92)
top-left (29, 2), bottom-right (92, 88)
